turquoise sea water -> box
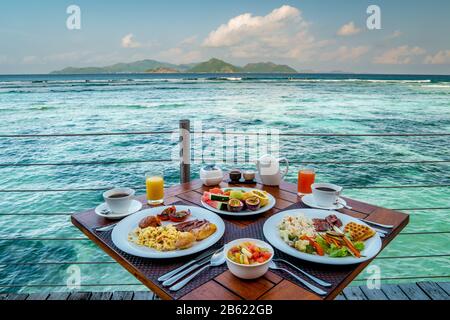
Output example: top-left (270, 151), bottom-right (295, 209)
top-left (0, 73), bottom-right (449, 293)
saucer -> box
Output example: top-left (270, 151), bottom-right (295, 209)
top-left (301, 194), bottom-right (346, 210)
top-left (95, 200), bottom-right (143, 220)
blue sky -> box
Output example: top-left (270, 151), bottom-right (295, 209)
top-left (1, 0), bottom-right (450, 74)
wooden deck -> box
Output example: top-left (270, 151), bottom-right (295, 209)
top-left (1, 282), bottom-right (448, 300)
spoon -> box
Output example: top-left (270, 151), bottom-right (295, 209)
top-left (268, 261), bottom-right (327, 296)
top-left (169, 250), bottom-right (226, 291)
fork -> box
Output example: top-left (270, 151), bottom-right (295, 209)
top-left (273, 258), bottom-right (331, 287)
top-left (269, 261), bottom-right (327, 296)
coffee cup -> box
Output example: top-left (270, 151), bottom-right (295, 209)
top-left (311, 183), bottom-right (343, 207)
top-left (103, 187), bottom-right (135, 214)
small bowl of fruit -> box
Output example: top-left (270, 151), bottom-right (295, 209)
top-left (225, 238), bottom-right (274, 279)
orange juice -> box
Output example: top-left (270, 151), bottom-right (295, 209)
top-left (146, 176), bottom-right (164, 204)
top-left (298, 169), bottom-right (315, 195)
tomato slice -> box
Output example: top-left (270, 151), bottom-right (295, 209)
top-left (169, 209), bottom-right (191, 222)
top-left (157, 205), bottom-right (175, 221)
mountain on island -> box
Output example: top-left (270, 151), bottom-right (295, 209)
top-left (145, 67), bottom-right (179, 73)
top-left (51, 59), bottom-right (189, 74)
top-left (188, 58), bottom-right (242, 73)
top-left (50, 58), bottom-right (298, 74)
top-left (242, 62), bottom-right (297, 73)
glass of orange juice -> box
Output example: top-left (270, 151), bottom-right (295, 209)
top-left (298, 167), bottom-right (316, 195)
top-left (146, 169), bottom-right (164, 205)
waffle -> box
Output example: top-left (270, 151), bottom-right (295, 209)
top-left (344, 222), bottom-right (375, 241)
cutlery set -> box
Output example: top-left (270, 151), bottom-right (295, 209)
top-left (93, 199), bottom-right (391, 295)
top-left (156, 248), bottom-right (331, 295)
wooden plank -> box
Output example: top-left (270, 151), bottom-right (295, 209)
top-left (68, 292), bottom-right (92, 300)
top-left (437, 282), bottom-right (450, 295)
top-left (365, 207), bottom-right (406, 230)
top-left (133, 291), bottom-right (155, 300)
top-left (380, 284), bottom-right (409, 300)
top-left (398, 283), bottom-right (430, 300)
top-left (263, 271), bottom-right (283, 285)
top-left (214, 271), bottom-right (275, 300)
top-left (417, 282), bottom-right (449, 300)
top-left (6, 293), bottom-right (29, 300)
top-left (343, 286), bottom-right (367, 300)
top-left (47, 292), bottom-right (71, 300)
top-left (111, 291), bottom-right (134, 300)
top-left (180, 281), bottom-right (241, 300)
top-left (26, 292), bottom-right (50, 300)
top-left (90, 292), bottom-right (113, 300)
top-left (258, 280), bottom-right (321, 300)
top-left (360, 286), bottom-right (388, 300)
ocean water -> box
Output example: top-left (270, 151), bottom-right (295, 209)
top-left (0, 73), bottom-right (449, 293)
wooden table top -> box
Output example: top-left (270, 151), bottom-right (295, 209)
top-left (71, 178), bottom-right (409, 300)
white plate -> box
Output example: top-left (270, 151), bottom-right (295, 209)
top-left (201, 187), bottom-right (276, 216)
top-left (263, 209), bottom-right (382, 265)
top-left (111, 205), bottom-right (225, 258)
top-left (302, 194), bottom-right (346, 210)
top-left (95, 200), bottom-right (143, 220)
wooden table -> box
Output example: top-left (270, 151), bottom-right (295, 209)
top-left (71, 178), bottom-right (409, 300)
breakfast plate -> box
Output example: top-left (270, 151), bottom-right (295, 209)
top-left (95, 200), bottom-right (142, 220)
top-left (201, 187), bottom-right (276, 216)
top-left (263, 209), bottom-right (382, 265)
top-left (301, 194), bottom-right (346, 210)
top-left (111, 205), bottom-right (225, 258)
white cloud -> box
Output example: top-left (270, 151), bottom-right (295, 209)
top-left (180, 35), bottom-right (198, 46)
top-left (157, 47), bottom-right (202, 64)
top-left (201, 5), bottom-right (323, 60)
top-left (320, 46), bottom-right (370, 62)
top-left (337, 22), bottom-right (361, 36)
top-left (374, 46), bottom-right (426, 64)
top-left (385, 30), bottom-right (402, 40)
top-left (424, 50), bottom-right (450, 64)
top-left (121, 33), bottom-right (142, 48)
top-left (22, 56), bottom-right (38, 64)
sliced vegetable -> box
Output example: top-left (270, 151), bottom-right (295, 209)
top-left (157, 205), bottom-right (175, 221)
top-left (169, 209), bottom-right (191, 222)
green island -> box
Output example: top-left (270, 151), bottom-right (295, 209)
top-left (50, 58), bottom-right (298, 74)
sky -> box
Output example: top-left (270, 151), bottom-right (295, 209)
top-left (1, 0), bottom-right (450, 74)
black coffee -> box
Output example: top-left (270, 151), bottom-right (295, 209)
top-left (316, 187), bottom-right (336, 192)
top-left (108, 193), bottom-right (130, 198)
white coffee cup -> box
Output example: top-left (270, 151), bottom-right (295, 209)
top-left (103, 187), bottom-right (135, 214)
top-left (311, 183), bottom-right (343, 207)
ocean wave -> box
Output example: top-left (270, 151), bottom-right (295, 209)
top-left (288, 78), bottom-right (432, 84)
top-left (421, 84), bottom-right (450, 89)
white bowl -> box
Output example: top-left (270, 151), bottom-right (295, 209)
top-left (224, 238), bottom-right (274, 279)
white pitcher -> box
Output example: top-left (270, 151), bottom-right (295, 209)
top-left (256, 154), bottom-right (289, 186)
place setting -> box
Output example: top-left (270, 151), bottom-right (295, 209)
top-left (296, 168), bottom-right (392, 238)
top-left (95, 187), bottom-right (143, 220)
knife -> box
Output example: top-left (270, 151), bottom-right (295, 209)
top-left (157, 247), bottom-right (221, 282)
